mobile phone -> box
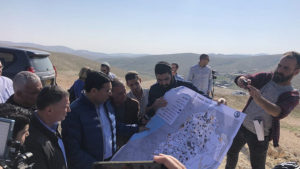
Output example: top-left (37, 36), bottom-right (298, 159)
top-left (242, 78), bottom-right (249, 89)
top-left (93, 161), bottom-right (167, 169)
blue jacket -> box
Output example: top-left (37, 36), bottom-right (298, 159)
top-left (72, 79), bottom-right (85, 98)
top-left (62, 93), bottom-right (117, 169)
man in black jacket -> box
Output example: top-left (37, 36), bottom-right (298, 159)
top-left (145, 61), bottom-right (225, 121)
top-left (111, 78), bottom-right (148, 148)
top-left (25, 86), bottom-right (70, 169)
top-left (6, 71), bottom-right (42, 112)
top-left (62, 71), bottom-right (117, 169)
top-left (145, 61), bottom-right (206, 120)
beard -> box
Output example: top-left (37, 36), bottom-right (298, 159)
top-left (160, 84), bottom-right (170, 88)
top-left (272, 71), bottom-right (293, 83)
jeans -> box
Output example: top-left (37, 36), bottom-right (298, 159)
top-left (225, 126), bottom-right (269, 169)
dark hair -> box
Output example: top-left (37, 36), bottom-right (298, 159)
top-left (155, 61), bottom-right (172, 75)
top-left (172, 63), bottom-right (179, 69)
top-left (199, 54), bottom-right (209, 60)
top-left (84, 70), bottom-right (111, 92)
top-left (111, 78), bottom-right (124, 88)
top-left (125, 71), bottom-right (139, 81)
top-left (0, 103), bottom-right (30, 139)
top-left (78, 67), bottom-right (91, 80)
top-left (283, 51), bottom-right (300, 69)
top-left (37, 86), bottom-right (69, 110)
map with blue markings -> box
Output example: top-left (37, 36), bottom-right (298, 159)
top-left (112, 86), bottom-right (246, 169)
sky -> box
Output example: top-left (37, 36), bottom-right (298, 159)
top-left (0, 0), bottom-right (300, 55)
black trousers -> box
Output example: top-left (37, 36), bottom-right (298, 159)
top-left (225, 126), bottom-right (269, 169)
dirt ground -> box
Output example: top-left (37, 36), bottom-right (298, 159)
top-left (57, 73), bottom-right (300, 169)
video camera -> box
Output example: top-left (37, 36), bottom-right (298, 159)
top-left (0, 141), bottom-right (33, 169)
top-left (0, 118), bottom-right (33, 169)
top-left (212, 70), bottom-right (217, 79)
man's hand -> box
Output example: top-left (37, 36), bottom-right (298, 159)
top-left (153, 154), bottom-right (186, 169)
top-left (144, 97), bottom-right (167, 124)
top-left (153, 97), bottom-right (168, 110)
top-left (237, 76), bottom-right (251, 90)
top-left (138, 126), bottom-right (149, 132)
top-left (217, 98), bottom-right (227, 105)
top-left (141, 118), bottom-right (149, 125)
top-left (248, 85), bottom-right (262, 101)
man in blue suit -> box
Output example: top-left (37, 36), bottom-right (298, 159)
top-left (62, 71), bottom-right (116, 169)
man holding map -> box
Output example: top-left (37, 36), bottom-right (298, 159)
top-left (144, 61), bottom-right (205, 120)
top-left (145, 61), bottom-right (225, 121)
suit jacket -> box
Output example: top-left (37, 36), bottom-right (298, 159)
top-left (113, 97), bottom-right (140, 148)
top-left (62, 94), bottom-right (117, 169)
top-left (25, 114), bottom-right (67, 169)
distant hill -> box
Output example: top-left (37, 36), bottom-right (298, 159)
top-left (99, 53), bottom-right (281, 77)
top-left (49, 51), bottom-right (136, 88)
top-left (48, 51), bottom-right (129, 78)
top-left (0, 41), bottom-right (147, 60)
top-left (100, 53), bottom-right (300, 89)
top-left (2, 41), bottom-right (298, 89)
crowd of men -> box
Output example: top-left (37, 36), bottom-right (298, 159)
top-left (0, 51), bottom-right (299, 169)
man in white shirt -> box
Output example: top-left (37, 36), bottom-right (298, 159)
top-left (0, 60), bottom-right (14, 103)
top-left (187, 54), bottom-right (213, 95)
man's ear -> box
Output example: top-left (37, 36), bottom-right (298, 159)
top-left (45, 105), bottom-right (53, 116)
top-left (139, 78), bottom-right (142, 83)
top-left (90, 88), bottom-right (100, 97)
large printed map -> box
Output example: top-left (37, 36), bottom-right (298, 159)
top-left (112, 86), bottom-right (246, 169)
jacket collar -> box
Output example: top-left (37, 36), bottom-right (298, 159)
top-left (31, 113), bottom-right (61, 142)
top-left (78, 93), bottom-right (112, 111)
top-left (78, 93), bottom-right (96, 108)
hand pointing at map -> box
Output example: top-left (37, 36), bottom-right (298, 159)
top-left (153, 97), bottom-right (168, 110)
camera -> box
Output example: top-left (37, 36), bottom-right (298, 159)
top-left (242, 78), bottom-right (249, 89)
top-left (212, 70), bottom-right (217, 79)
top-left (0, 141), bottom-right (33, 169)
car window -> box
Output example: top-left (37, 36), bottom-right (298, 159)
top-left (29, 56), bottom-right (54, 72)
top-left (0, 52), bottom-right (15, 68)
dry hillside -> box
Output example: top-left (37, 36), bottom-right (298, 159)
top-left (48, 51), bottom-right (128, 89)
